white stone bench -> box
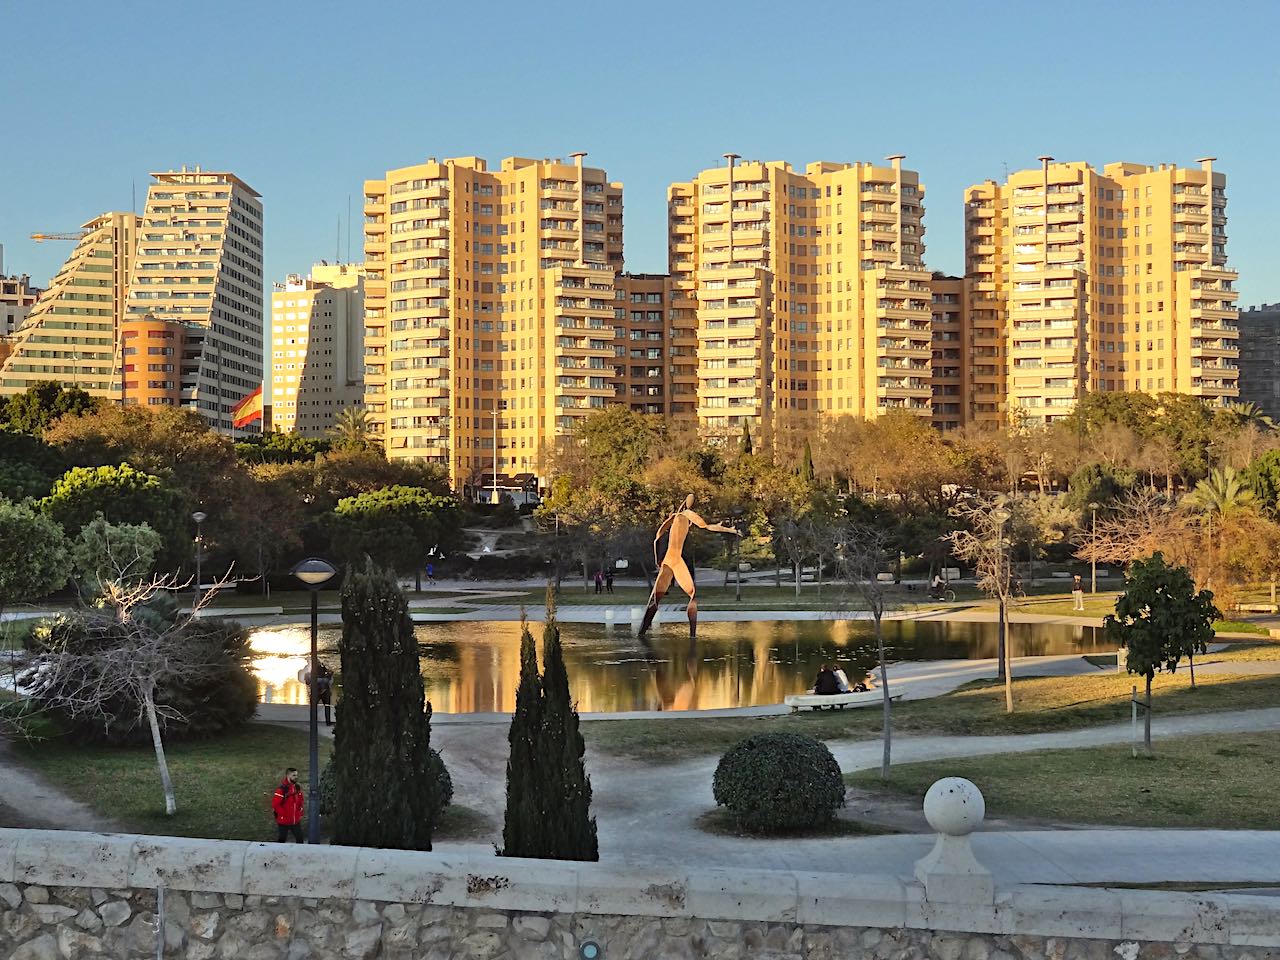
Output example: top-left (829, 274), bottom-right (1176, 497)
top-left (784, 689), bottom-right (899, 712)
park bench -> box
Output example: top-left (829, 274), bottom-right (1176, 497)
top-left (784, 689), bottom-right (898, 713)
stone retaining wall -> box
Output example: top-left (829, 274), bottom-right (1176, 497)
top-left (2, 828), bottom-right (1279, 959)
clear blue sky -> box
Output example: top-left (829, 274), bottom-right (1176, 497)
top-left (2, 0), bottom-right (1278, 306)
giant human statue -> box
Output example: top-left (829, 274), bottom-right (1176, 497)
top-left (638, 494), bottom-right (741, 640)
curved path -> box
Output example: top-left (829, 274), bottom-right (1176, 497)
top-left (0, 741), bottom-right (118, 833)
top-left (424, 706), bottom-right (1280, 885)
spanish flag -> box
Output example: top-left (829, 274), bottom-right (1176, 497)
top-left (231, 384), bottom-right (264, 428)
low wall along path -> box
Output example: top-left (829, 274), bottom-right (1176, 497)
top-left (1, 781), bottom-right (1278, 959)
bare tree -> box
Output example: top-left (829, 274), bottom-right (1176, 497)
top-left (1076, 487), bottom-right (1192, 570)
top-left (25, 573), bottom-right (233, 815)
top-left (949, 495), bottom-right (1020, 713)
top-left (834, 523), bottom-right (899, 780)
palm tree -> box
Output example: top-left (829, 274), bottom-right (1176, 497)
top-left (1224, 401), bottom-right (1276, 432)
top-left (328, 406), bottom-right (373, 450)
top-left (1185, 467), bottom-right (1258, 519)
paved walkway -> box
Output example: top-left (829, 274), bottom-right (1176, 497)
top-left (247, 706), bottom-right (1280, 884)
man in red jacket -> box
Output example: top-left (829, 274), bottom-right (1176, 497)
top-left (272, 768), bottom-right (305, 842)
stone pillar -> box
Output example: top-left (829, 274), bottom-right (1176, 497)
top-left (913, 777), bottom-right (994, 905)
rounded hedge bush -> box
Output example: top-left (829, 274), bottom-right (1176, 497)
top-left (319, 748), bottom-right (453, 823)
top-left (712, 732), bottom-right (845, 833)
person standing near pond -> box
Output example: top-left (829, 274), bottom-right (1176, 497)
top-left (272, 767), bottom-right (305, 843)
top-left (315, 662), bottom-right (334, 726)
top-left (1072, 574), bottom-right (1085, 611)
top-left (638, 494), bottom-right (741, 641)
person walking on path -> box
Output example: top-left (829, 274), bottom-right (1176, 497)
top-left (315, 662), bottom-right (334, 726)
top-left (1072, 574), bottom-right (1085, 611)
top-left (594, 569), bottom-right (604, 594)
top-left (426, 561), bottom-right (435, 586)
top-left (605, 569), bottom-right (614, 594)
top-left (272, 768), bottom-right (305, 843)
top-left (639, 494), bottom-right (741, 640)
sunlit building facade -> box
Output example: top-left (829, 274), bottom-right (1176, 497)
top-left (362, 154), bottom-right (624, 488)
top-left (124, 168), bottom-right (265, 432)
top-left (0, 212), bottom-right (138, 398)
top-left (668, 156), bottom-right (931, 441)
top-left (964, 158), bottom-right (1239, 426)
top-left (270, 262), bottom-right (365, 436)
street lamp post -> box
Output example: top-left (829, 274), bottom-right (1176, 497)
top-left (991, 506), bottom-right (1012, 712)
top-left (291, 557), bottom-right (338, 844)
top-left (731, 507), bottom-right (745, 603)
top-left (1088, 502), bottom-right (1100, 594)
top-left (192, 511), bottom-right (207, 606)
top-left (491, 409), bottom-right (500, 506)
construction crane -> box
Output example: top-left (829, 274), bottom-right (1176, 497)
top-left (30, 231), bottom-right (86, 242)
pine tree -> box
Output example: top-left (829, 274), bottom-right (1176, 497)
top-left (332, 561), bottom-right (437, 849)
top-left (499, 616), bottom-right (546, 857)
top-left (800, 438), bottom-right (815, 483)
top-left (739, 420), bottom-right (753, 456)
top-left (537, 590), bottom-right (598, 860)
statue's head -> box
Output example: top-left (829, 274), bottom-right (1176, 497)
top-left (683, 494), bottom-right (695, 510)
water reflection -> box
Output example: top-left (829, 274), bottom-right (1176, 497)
top-left (249, 618), bottom-right (1111, 714)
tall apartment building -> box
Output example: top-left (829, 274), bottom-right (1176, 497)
top-left (362, 154), bottom-right (623, 487)
top-left (964, 158), bottom-right (1238, 426)
top-left (667, 156), bottom-right (931, 439)
top-left (1239, 304), bottom-right (1280, 420)
top-left (124, 168), bottom-right (265, 432)
top-left (0, 212), bottom-right (138, 398)
top-left (270, 262), bottom-right (365, 436)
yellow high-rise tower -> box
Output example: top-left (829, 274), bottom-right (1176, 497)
top-left (362, 154), bottom-right (623, 491)
top-left (964, 158), bottom-right (1238, 426)
top-left (668, 156), bottom-right (931, 440)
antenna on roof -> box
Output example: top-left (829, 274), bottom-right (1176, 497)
top-left (347, 195), bottom-right (352, 264)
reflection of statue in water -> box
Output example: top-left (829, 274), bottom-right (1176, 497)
top-left (638, 494), bottom-right (741, 640)
top-left (639, 634), bottom-right (699, 711)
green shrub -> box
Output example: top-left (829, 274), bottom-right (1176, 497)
top-left (25, 607), bottom-right (256, 746)
top-left (319, 748), bottom-right (452, 819)
top-left (712, 733), bottom-right (845, 833)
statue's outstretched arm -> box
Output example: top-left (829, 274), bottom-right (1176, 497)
top-left (685, 511), bottom-right (741, 536)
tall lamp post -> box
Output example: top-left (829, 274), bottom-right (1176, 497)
top-left (192, 511), bottom-right (207, 606)
top-left (731, 507), bottom-right (745, 603)
top-left (991, 506), bottom-right (1012, 713)
top-left (291, 557), bottom-right (338, 844)
top-left (1088, 502), bottom-right (1100, 594)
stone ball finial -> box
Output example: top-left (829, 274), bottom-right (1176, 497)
top-left (922, 777), bottom-right (985, 837)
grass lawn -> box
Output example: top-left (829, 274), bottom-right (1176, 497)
top-left (845, 731), bottom-right (1280, 830)
top-left (584, 670), bottom-right (1280, 762)
top-left (15, 723), bottom-right (489, 842)
top-left (17, 724), bottom-right (329, 840)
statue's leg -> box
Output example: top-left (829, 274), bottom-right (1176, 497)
top-left (672, 561), bottom-right (698, 640)
top-left (639, 564), bottom-right (673, 637)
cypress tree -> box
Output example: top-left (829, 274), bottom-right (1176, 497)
top-left (332, 560), bottom-right (437, 849)
top-left (537, 588), bottom-right (598, 860)
top-left (800, 438), bottom-right (815, 483)
top-left (499, 615), bottom-right (546, 857)
top-left (739, 420), bottom-right (753, 456)
top-left (499, 589), bottom-right (598, 861)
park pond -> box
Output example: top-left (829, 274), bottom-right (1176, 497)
top-left (248, 617), bottom-right (1113, 713)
